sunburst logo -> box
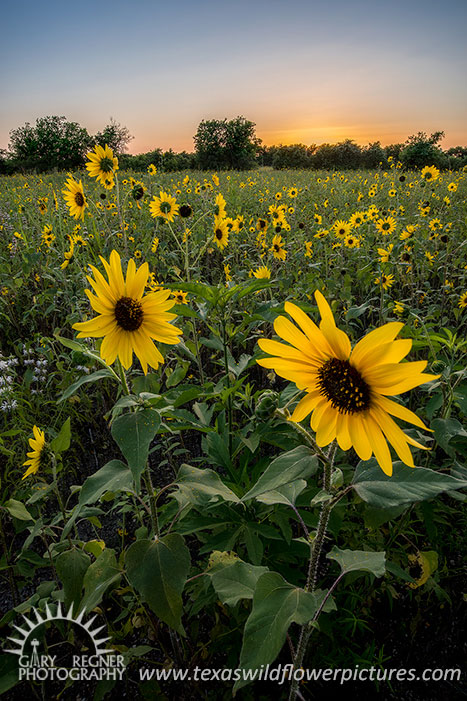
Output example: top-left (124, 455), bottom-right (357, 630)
top-left (5, 602), bottom-right (125, 683)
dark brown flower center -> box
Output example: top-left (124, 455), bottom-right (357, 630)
top-left (100, 156), bottom-right (114, 173)
top-left (215, 229), bottom-right (223, 239)
top-left (114, 296), bottom-right (144, 331)
top-left (317, 358), bottom-right (371, 414)
top-left (75, 192), bottom-right (84, 207)
top-left (160, 201), bottom-right (171, 213)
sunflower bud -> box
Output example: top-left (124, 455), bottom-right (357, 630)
top-left (255, 390), bottom-right (279, 419)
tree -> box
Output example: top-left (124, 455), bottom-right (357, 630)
top-left (270, 144), bottom-right (316, 169)
top-left (194, 116), bottom-right (260, 170)
top-left (93, 118), bottom-right (133, 155)
top-left (400, 131), bottom-right (446, 169)
top-left (8, 116), bottom-right (92, 172)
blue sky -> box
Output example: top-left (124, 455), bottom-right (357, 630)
top-left (1, 0), bottom-right (466, 152)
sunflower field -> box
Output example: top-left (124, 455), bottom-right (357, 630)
top-left (0, 153), bottom-right (466, 700)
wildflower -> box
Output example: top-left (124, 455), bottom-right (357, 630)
top-left (421, 165), bottom-right (440, 182)
top-left (378, 244), bottom-right (393, 263)
top-left (375, 274), bottom-right (395, 290)
top-left (72, 250), bottom-right (182, 374)
top-left (344, 234), bottom-right (360, 249)
top-left (333, 220), bottom-right (352, 238)
top-left (86, 144), bottom-right (118, 188)
top-left (147, 164), bottom-right (157, 175)
top-left (213, 217), bottom-right (229, 250)
top-left (393, 301), bottom-right (404, 316)
top-left (151, 236), bottom-right (159, 253)
top-left (458, 291), bottom-right (467, 309)
top-left (376, 217), bottom-right (397, 235)
top-left (270, 235), bottom-right (286, 261)
top-left (304, 242), bottom-right (313, 258)
top-left (62, 176), bottom-right (87, 220)
top-left (172, 290), bottom-right (189, 305)
top-left (214, 193), bottom-right (226, 218)
top-left (253, 265), bottom-right (271, 279)
top-left (22, 426), bottom-right (45, 479)
top-left (257, 291), bottom-right (438, 475)
top-left (149, 192), bottom-right (179, 222)
top-left (224, 263), bottom-right (232, 282)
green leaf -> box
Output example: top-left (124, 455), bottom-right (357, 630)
top-left (327, 547), bottom-right (386, 577)
top-left (55, 548), bottom-right (90, 609)
top-left (79, 460), bottom-right (134, 506)
top-left (209, 560), bottom-right (269, 606)
top-left (58, 369), bottom-right (114, 403)
top-left (242, 446), bottom-right (318, 501)
top-left (353, 459), bottom-right (467, 508)
top-left (236, 572), bottom-right (324, 689)
top-left (432, 418), bottom-right (467, 458)
top-left (50, 417), bottom-right (71, 453)
top-left (256, 480), bottom-right (307, 507)
top-left (111, 409), bottom-right (160, 488)
top-left (166, 361), bottom-right (189, 388)
top-left (81, 548), bottom-right (121, 612)
top-left (3, 499), bottom-right (33, 521)
top-left (173, 464), bottom-right (240, 508)
top-left (125, 535), bottom-right (190, 635)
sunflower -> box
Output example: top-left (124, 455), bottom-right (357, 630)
top-left (172, 290), bottom-right (189, 305)
top-left (257, 291), bottom-right (438, 476)
top-left (22, 426), bottom-right (45, 480)
top-left (270, 234), bottom-right (286, 261)
top-left (72, 250), bottom-right (182, 374)
top-left (85, 144), bottom-right (118, 187)
top-left (149, 191), bottom-right (179, 222)
top-left (375, 273), bottom-right (395, 290)
top-left (253, 265), bottom-right (271, 279)
top-left (344, 234), bottom-right (360, 249)
top-left (333, 220), bottom-right (352, 238)
top-left (62, 176), bottom-right (88, 220)
top-left (458, 291), bottom-right (467, 309)
top-left (376, 216), bottom-right (397, 235)
top-left (214, 193), bottom-right (226, 218)
top-left (147, 163), bottom-right (157, 176)
top-left (421, 165), bottom-right (440, 182)
top-left (447, 182), bottom-right (457, 192)
top-left (213, 217), bottom-right (229, 250)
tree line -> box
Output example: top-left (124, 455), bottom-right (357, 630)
top-left (1, 115), bottom-right (466, 174)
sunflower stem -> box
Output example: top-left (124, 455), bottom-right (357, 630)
top-left (289, 444), bottom-right (335, 701)
top-left (117, 360), bottom-right (131, 396)
top-left (114, 173), bottom-right (127, 254)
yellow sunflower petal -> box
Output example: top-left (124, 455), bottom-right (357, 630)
top-left (365, 413), bottom-right (393, 476)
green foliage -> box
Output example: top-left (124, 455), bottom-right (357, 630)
top-left (194, 116), bottom-right (260, 170)
top-left (8, 116), bottom-right (92, 172)
top-left (125, 535), bottom-right (191, 634)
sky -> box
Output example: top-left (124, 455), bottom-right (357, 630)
top-left (1, 0), bottom-right (467, 154)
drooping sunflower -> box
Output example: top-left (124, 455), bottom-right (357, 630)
top-left (62, 176), bottom-right (88, 220)
top-left (22, 426), bottom-right (45, 480)
top-left (86, 144), bottom-right (119, 187)
top-left (149, 191), bottom-right (179, 222)
top-left (72, 250), bottom-right (182, 374)
top-left (257, 291), bottom-right (438, 476)
top-left (213, 217), bottom-right (229, 250)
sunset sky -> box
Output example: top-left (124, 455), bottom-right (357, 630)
top-left (1, 0), bottom-right (466, 154)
